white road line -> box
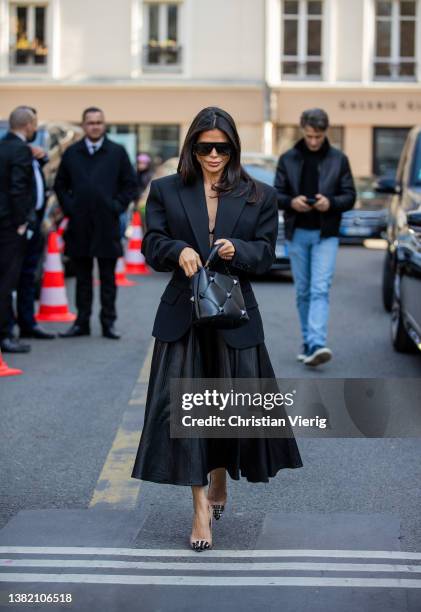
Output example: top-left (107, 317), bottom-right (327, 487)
top-left (1, 547), bottom-right (421, 560)
top-left (1, 574), bottom-right (421, 588)
top-left (1, 560), bottom-right (421, 573)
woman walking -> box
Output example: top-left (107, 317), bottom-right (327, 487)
top-left (131, 107), bottom-right (303, 551)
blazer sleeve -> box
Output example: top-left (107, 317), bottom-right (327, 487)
top-left (10, 144), bottom-right (34, 227)
top-left (109, 147), bottom-right (139, 215)
top-left (274, 154), bottom-right (294, 211)
top-left (142, 179), bottom-right (190, 272)
top-left (54, 150), bottom-right (75, 216)
top-left (329, 154), bottom-right (356, 213)
top-left (228, 188), bottom-right (278, 276)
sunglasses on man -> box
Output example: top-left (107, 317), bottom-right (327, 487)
top-left (193, 142), bottom-right (233, 157)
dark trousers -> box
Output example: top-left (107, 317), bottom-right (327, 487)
top-left (9, 224), bottom-right (45, 334)
top-left (73, 257), bottom-right (117, 329)
top-left (0, 224), bottom-right (26, 340)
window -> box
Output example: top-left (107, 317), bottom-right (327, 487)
top-left (276, 125), bottom-right (344, 154)
top-left (9, 3), bottom-right (48, 72)
top-left (373, 127), bottom-right (411, 176)
top-left (281, 0), bottom-right (323, 79)
top-left (143, 3), bottom-right (181, 70)
top-left (374, 0), bottom-right (417, 79)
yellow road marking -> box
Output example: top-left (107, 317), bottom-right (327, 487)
top-left (89, 339), bottom-right (154, 509)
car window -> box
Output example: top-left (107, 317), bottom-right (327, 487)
top-left (410, 134), bottom-right (421, 187)
top-left (243, 164), bottom-right (275, 187)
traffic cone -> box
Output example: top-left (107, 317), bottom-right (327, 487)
top-left (115, 257), bottom-right (137, 287)
top-left (56, 217), bottom-right (69, 253)
top-left (36, 231), bottom-right (76, 323)
top-left (125, 211), bottom-right (150, 275)
top-left (0, 349), bottom-right (23, 377)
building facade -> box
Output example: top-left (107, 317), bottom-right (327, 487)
top-left (0, 0), bottom-right (420, 176)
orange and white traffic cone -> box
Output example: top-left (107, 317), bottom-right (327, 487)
top-left (125, 211), bottom-right (150, 275)
top-left (36, 231), bottom-right (76, 323)
top-left (0, 349), bottom-right (23, 377)
top-left (115, 256), bottom-right (137, 287)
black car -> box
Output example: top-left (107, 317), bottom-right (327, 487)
top-left (380, 126), bottom-right (421, 353)
top-left (339, 177), bottom-right (389, 244)
top-left (152, 154), bottom-right (291, 273)
top-left (242, 155), bottom-right (290, 272)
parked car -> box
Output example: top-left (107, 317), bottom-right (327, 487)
top-left (145, 153), bottom-right (290, 273)
top-left (241, 154), bottom-right (289, 272)
top-left (339, 177), bottom-right (389, 243)
top-left (379, 126), bottom-right (421, 353)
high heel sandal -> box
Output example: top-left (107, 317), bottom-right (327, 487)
top-left (190, 505), bottom-right (213, 552)
top-left (208, 474), bottom-right (227, 521)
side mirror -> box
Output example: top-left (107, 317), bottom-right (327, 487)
top-left (407, 210), bottom-right (421, 231)
top-left (374, 175), bottom-right (399, 194)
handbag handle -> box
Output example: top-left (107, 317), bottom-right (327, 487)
top-left (204, 242), bottom-right (233, 276)
top-left (204, 243), bottom-right (222, 269)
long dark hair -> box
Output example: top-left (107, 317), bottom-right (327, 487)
top-left (177, 106), bottom-right (259, 203)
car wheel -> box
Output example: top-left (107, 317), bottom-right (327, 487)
top-left (382, 249), bottom-right (395, 312)
top-left (391, 274), bottom-right (416, 353)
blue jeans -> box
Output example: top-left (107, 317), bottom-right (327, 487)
top-left (286, 228), bottom-right (339, 348)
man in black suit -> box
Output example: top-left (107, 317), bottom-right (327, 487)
top-left (0, 107), bottom-right (37, 353)
top-left (54, 107), bottom-right (138, 339)
top-left (9, 106), bottom-right (56, 341)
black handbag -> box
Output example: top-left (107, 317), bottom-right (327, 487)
top-left (190, 243), bottom-right (249, 329)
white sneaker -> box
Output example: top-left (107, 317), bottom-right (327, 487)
top-left (296, 344), bottom-right (309, 362)
top-left (304, 346), bottom-right (332, 366)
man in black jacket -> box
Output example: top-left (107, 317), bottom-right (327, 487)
top-left (54, 107), bottom-right (138, 339)
top-left (9, 106), bottom-right (56, 341)
top-left (274, 108), bottom-right (356, 366)
top-left (0, 107), bottom-right (37, 354)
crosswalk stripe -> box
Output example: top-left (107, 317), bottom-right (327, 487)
top-left (1, 559), bottom-right (421, 573)
top-left (1, 547), bottom-right (421, 560)
top-left (1, 573), bottom-right (421, 587)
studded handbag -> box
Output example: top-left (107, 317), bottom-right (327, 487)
top-left (190, 243), bottom-right (249, 329)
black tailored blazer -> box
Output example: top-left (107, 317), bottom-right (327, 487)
top-left (54, 137), bottom-right (138, 258)
top-left (0, 132), bottom-right (34, 229)
top-left (142, 172), bottom-right (278, 349)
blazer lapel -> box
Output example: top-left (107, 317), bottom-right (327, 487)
top-left (176, 177), bottom-right (210, 263)
top-left (213, 184), bottom-right (247, 243)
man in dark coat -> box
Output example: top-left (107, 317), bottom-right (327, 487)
top-left (54, 107), bottom-right (138, 339)
top-left (0, 106), bottom-right (37, 354)
top-left (275, 108), bottom-right (356, 366)
top-left (9, 106), bottom-right (56, 341)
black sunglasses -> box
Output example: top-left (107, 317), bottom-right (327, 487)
top-left (193, 142), bottom-right (233, 156)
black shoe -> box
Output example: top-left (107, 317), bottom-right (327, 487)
top-left (0, 337), bottom-right (31, 353)
top-left (59, 324), bottom-right (90, 338)
top-left (20, 325), bottom-right (56, 340)
top-left (304, 345), bottom-right (332, 366)
top-left (102, 325), bottom-right (121, 340)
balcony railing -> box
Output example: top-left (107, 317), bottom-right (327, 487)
top-left (373, 60), bottom-right (417, 80)
top-left (281, 58), bottom-right (323, 79)
top-left (9, 42), bottom-right (48, 72)
top-left (143, 43), bottom-right (182, 72)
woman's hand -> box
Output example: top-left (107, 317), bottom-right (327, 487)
top-left (179, 247), bottom-right (203, 278)
top-left (214, 238), bottom-right (236, 260)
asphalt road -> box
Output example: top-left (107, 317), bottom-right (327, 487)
top-left (1, 245), bottom-right (420, 611)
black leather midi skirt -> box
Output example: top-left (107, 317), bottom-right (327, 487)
top-left (131, 326), bottom-right (303, 486)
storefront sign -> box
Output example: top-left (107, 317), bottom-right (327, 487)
top-left (339, 100), bottom-right (421, 111)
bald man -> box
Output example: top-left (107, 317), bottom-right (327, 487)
top-left (0, 106), bottom-right (36, 353)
